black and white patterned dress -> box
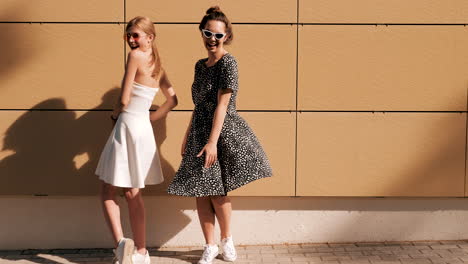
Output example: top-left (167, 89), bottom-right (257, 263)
top-left (167, 53), bottom-right (272, 197)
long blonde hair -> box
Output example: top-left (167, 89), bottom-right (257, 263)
top-left (126, 16), bottom-right (162, 78)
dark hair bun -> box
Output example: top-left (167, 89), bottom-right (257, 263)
top-left (206, 6), bottom-right (222, 15)
top-left (199, 5), bottom-right (233, 45)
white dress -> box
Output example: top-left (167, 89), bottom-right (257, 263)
top-left (96, 82), bottom-right (164, 188)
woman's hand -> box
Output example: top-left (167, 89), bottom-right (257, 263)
top-left (110, 114), bottom-right (118, 127)
top-left (197, 141), bottom-right (217, 168)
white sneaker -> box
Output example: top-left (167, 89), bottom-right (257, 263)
top-left (132, 249), bottom-right (150, 264)
top-left (221, 236), bottom-right (237, 262)
top-left (114, 238), bottom-right (135, 264)
top-left (198, 244), bottom-right (219, 264)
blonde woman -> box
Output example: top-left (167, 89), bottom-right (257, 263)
top-left (96, 16), bottom-right (177, 264)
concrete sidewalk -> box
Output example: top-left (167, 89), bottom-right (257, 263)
top-left (1, 240), bottom-right (468, 264)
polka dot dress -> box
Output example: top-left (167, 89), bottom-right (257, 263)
top-left (167, 53), bottom-right (272, 197)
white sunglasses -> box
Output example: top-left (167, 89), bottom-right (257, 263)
top-left (201, 29), bottom-right (226, 40)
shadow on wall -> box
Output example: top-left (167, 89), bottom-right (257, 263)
top-left (0, 98), bottom-right (83, 195)
top-left (0, 88), bottom-right (179, 196)
top-left (74, 88), bottom-right (121, 194)
top-left (0, 90), bottom-right (119, 195)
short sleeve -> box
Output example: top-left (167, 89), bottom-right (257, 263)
top-left (219, 56), bottom-right (238, 91)
top-left (195, 59), bottom-right (203, 76)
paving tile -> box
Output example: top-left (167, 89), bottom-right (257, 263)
top-left (402, 246), bottom-right (431, 250)
top-left (432, 245), bottom-right (462, 250)
top-left (245, 245), bottom-right (274, 249)
top-left (357, 243), bottom-right (386, 247)
top-left (370, 261), bottom-right (401, 264)
top-left (321, 255), bottom-right (352, 261)
top-left (385, 242), bottom-right (412, 246)
top-left (261, 256), bottom-right (292, 262)
top-left (334, 252), bottom-right (365, 256)
top-left (347, 247), bottom-right (378, 252)
top-left (375, 247), bottom-right (404, 251)
top-left (305, 252), bottom-right (335, 257)
top-left (317, 248), bottom-right (346, 253)
top-left (409, 253), bottom-right (440, 258)
top-left (441, 241), bottom-right (468, 245)
top-left (246, 253), bottom-right (263, 259)
top-left (340, 260), bottom-right (371, 264)
top-left (330, 243), bottom-right (357, 248)
top-left (400, 259), bottom-right (432, 264)
top-left (351, 256), bottom-right (383, 261)
top-left (430, 257), bottom-right (463, 264)
top-left (260, 248), bottom-right (289, 254)
top-left (292, 256), bottom-right (322, 261)
top-left (301, 243), bottom-right (330, 248)
top-left (412, 242), bottom-right (442, 246)
top-left (392, 250), bottom-right (422, 255)
top-left (273, 244), bottom-right (301, 249)
top-left (289, 248), bottom-right (316, 254)
top-left (274, 252), bottom-right (306, 257)
top-left (378, 255), bottom-right (401, 261)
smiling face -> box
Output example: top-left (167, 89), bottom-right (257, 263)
top-left (126, 27), bottom-right (152, 50)
top-left (202, 20), bottom-right (228, 54)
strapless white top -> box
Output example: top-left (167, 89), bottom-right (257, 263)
top-left (123, 82), bottom-right (159, 115)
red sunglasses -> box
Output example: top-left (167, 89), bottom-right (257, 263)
top-left (125, 32), bottom-right (147, 40)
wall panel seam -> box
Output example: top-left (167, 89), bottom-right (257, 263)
top-left (123, 0), bottom-right (127, 75)
top-left (1, 110), bottom-right (466, 113)
top-left (465, 89), bottom-right (468, 197)
top-left (0, 21), bottom-right (124, 24)
top-left (294, 0), bottom-right (299, 197)
top-left (1, 22), bottom-right (467, 26)
top-left (300, 23), bottom-right (468, 26)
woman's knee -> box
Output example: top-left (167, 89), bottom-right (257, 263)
top-left (100, 182), bottom-right (117, 197)
top-left (210, 195), bottom-right (229, 206)
top-left (123, 188), bottom-right (141, 201)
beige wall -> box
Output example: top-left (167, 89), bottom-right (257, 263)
top-left (1, 1), bottom-right (467, 197)
top-left (3, 196), bottom-right (468, 249)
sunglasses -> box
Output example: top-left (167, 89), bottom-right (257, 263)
top-left (201, 29), bottom-right (226, 40)
top-left (125, 32), bottom-right (147, 40)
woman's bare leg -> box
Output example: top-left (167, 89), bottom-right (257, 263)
top-left (124, 188), bottom-right (146, 254)
top-left (211, 196), bottom-right (232, 239)
top-left (196, 196), bottom-right (216, 245)
top-left (100, 181), bottom-right (124, 246)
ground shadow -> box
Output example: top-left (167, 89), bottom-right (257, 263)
top-left (0, 249), bottom-right (114, 264)
top-left (149, 248), bottom-right (203, 264)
